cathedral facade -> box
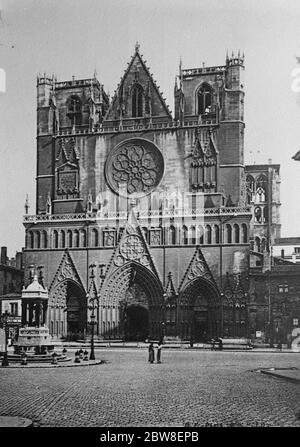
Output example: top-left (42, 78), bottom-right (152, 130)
top-left (23, 45), bottom-right (252, 341)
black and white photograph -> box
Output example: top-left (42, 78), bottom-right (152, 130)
top-left (0, 0), bottom-right (300, 435)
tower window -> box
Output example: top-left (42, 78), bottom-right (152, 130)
top-left (67, 95), bottom-right (82, 126)
top-left (255, 174), bottom-right (267, 203)
top-left (197, 83), bottom-right (212, 115)
top-left (132, 84), bottom-right (143, 118)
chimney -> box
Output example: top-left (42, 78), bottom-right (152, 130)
top-left (1, 247), bottom-right (7, 265)
top-left (16, 252), bottom-right (23, 270)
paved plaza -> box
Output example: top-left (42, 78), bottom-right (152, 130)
top-left (0, 349), bottom-right (300, 427)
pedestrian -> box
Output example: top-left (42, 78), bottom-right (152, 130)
top-left (211, 338), bottom-right (215, 351)
top-left (277, 341), bottom-right (282, 351)
top-left (148, 342), bottom-right (154, 363)
top-left (157, 340), bottom-right (163, 363)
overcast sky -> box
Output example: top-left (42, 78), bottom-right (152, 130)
top-left (0, 0), bottom-right (300, 257)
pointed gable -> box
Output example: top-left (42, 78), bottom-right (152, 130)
top-left (178, 246), bottom-right (219, 293)
top-left (49, 249), bottom-right (84, 291)
top-left (105, 43), bottom-right (172, 121)
top-left (102, 208), bottom-right (161, 281)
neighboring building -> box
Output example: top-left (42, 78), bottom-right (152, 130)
top-left (249, 264), bottom-right (300, 345)
top-left (23, 45), bottom-right (256, 342)
top-left (245, 162), bottom-right (281, 269)
top-left (0, 247), bottom-right (24, 339)
top-left (273, 237), bottom-right (300, 264)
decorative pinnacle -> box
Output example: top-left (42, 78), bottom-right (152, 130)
top-left (24, 194), bottom-right (30, 214)
top-left (135, 41), bottom-right (140, 53)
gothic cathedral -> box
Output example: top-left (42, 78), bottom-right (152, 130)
top-left (23, 44), bottom-right (252, 342)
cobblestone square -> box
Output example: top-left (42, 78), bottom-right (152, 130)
top-left (0, 349), bottom-right (300, 427)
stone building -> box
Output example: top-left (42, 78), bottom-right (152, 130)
top-left (248, 264), bottom-right (300, 346)
top-left (273, 237), bottom-right (300, 264)
top-left (23, 45), bottom-right (254, 341)
top-left (0, 247), bottom-right (24, 339)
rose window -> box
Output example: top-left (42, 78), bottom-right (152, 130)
top-left (105, 139), bottom-right (164, 197)
top-left (120, 235), bottom-right (144, 260)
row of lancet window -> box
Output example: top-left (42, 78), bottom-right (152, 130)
top-left (176, 224), bottom-right (248, 245)
top-left (26, 223), bottom-right (248, 249)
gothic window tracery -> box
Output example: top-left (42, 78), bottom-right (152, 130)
top-left (197, 83), bottom-right (213, 115)
top-left (67, 95), bottom-right (82, 126)
top-left (105, 139), bottom-right (164, 198)
top-left (246, 175), bottom-right (255, 204)
top-left (55, 138), bottom-right (80, 200)
top-left (132, 84), bottom-right (143, 118)
top-left (255, 174), bottom-right (267, 203)
top-left (189, 131), bottom-right (217, 193)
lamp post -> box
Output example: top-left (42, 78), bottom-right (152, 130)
top-left (1, 310), bottom-right (10, 367)
top-left (89, 297), bottom-right (97, 361)
top-left (160, 293), bottom-right (167, 341)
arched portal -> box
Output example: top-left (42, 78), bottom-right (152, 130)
top-left (49, 280), bottom-right (86, 340)
top-left (101, 262), bottom-right (164, 340)
top-left (178, 278), bottom-right (221, 342)
top-left (125, 305), bottom-right (149, 341)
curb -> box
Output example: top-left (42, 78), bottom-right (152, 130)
top-left (0, 416), bottom-right (33, 427)
top-left (0, 359), bottom-right (105, 369)
top-left (260, 369), bottom-right (300, 383)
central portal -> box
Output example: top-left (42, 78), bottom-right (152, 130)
top-left (125, 305), bottom-right (149, 341)
top-left (101, 262), bottom-right (164, 340)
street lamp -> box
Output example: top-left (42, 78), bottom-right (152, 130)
top-left (1, 310), bottom-right (10, 367)
top-left (89, 299), bottom-right (96, 360)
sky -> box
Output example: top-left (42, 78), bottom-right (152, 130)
top-left (0, 0), bottom-right (300, 257)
